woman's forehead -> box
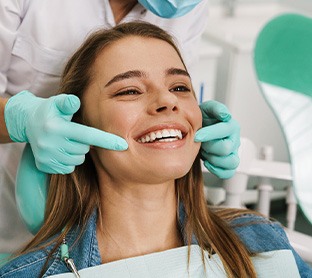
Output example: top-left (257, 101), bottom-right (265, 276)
top-left (96, 36), bottom-right (183, 66)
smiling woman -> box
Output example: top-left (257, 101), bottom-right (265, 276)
top-left (0, 22), bottom-right (310, 278)
top-left (81, 33), bottom-right (202, 185)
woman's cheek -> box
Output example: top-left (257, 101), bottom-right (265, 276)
top-left (191, 105), bottom-right (203, 131)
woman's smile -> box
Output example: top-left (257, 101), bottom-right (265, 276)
top-left (137, 129), bottom-right (183, 143)
top-left (134, 123), bottom-right (188, 149)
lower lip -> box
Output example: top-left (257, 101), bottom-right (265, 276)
top-left (136, 136), bottom-right (187, 149)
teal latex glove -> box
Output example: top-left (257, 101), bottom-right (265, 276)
top-left (195, 100), bottom-right (240, 179)
top-left (0, 253), bottom-right (10, 267)
top-left (15, 144), bottom-right (47, 234)
top-left (5, 90), bottom-right (128, 174)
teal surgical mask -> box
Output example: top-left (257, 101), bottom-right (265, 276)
top-left (138, 0), bottom-right (203, 18)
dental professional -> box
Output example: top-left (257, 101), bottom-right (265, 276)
top-left (0, 0), bottom-right (240, 253)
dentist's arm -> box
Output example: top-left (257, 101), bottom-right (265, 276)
top-left (3, 90), bottom-right (128, 174)
top-left (195, 100), bottom-right (240, 179)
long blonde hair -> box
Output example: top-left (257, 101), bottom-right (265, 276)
top-left (20, 22), bottom-right (257, 277)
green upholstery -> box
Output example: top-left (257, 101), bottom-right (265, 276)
top-left (255, 13), bottom-right (312, 97)
top-left (254, 13), bottom-right (312, 225)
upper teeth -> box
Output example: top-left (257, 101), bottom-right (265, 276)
top-left (137, 129), bottom-right (183, 143)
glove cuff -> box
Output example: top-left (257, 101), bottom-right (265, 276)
top-left (4, 90), bottom-right (35, 143)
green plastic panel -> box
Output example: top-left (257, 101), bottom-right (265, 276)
top-left (255, 14), bottom-right (312, 97)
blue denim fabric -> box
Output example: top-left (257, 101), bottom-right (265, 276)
top-left (230, 215), bottom-right (312, 277)
top-left (0, 209), bottom-right (311, 278)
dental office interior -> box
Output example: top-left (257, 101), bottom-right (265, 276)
top-left (192, 0), bottom-right (312, 265)
top-left (0, 0), bottom-right (312, 275)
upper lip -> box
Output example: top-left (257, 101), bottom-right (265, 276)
top-left (134, 123), bottom-right (188, 141)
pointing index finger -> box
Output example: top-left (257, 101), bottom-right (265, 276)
top-left (63, 122), bottom-right (128, 150)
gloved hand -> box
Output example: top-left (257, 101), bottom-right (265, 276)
top-left (195, 100), bottom-right (240, 179)
top-left (5, 90), bottom-right (128, 174)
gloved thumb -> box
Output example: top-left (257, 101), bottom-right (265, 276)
top-left (54, 94), bottom-right (81, 115)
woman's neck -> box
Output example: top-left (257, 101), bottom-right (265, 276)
top-left (96, 180), bottom-right (183, 263)
top-left (109, 0), bottom-right (138, 24)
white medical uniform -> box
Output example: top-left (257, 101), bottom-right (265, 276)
top-left (0, 0), bottom-right (209, 252)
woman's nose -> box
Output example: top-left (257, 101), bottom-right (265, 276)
top-left (149, 90), bottom-right (179, 114)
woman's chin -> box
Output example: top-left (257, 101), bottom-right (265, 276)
top-left (145, 164), bottom-right (192, 183)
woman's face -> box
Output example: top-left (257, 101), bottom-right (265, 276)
top-left (83, 36), bottom-right (202, 185)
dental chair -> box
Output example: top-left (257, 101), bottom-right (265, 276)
top-left (253, 13), bottom-right (312, 262)
top-left (206, 13), bottom-right (312, 263)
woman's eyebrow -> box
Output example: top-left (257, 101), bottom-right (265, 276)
top-left (166, 67), bottom-right (190, 78)
top-left (105, 70), bottom-right (147, 87)
top-left (104, 68), bottom-right (190, 88)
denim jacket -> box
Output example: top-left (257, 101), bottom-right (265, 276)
top-left (1, 208), bottom-right (311, 278)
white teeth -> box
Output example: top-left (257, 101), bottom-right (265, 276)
top-left (169, 130), bottom-right (176, 137)
top-left (158, 138), bottom-right (178, 142)
top-left (162, 129), bottom-right (170, 137)
top-left (177, 130), bottom-right (182, 140)
top-left (156, 131), bottom-right (162, 138)
top-left (137, 129), bottom-right (184, 143)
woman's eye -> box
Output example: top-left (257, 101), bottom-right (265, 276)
top-left (170, 86), bottom-right (191, 93)
top-left (115, 89), bottom-right (140, 96)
